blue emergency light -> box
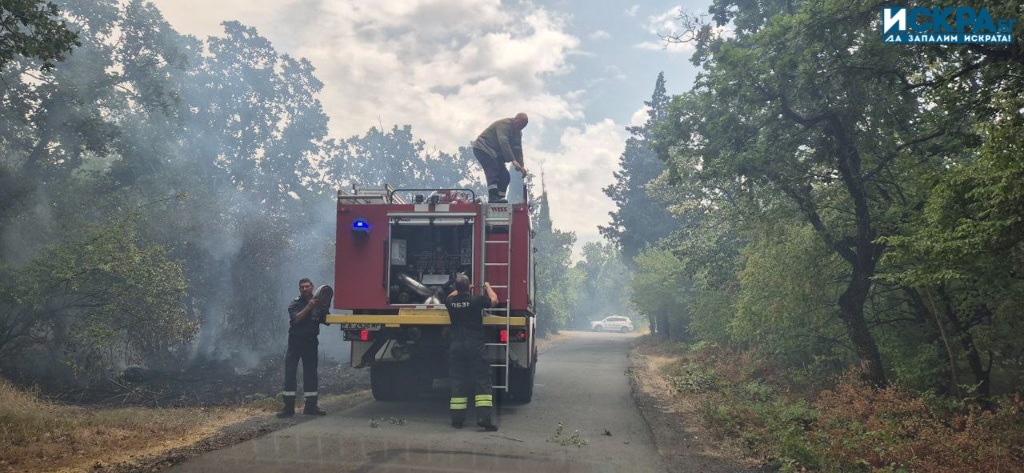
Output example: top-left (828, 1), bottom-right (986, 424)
top-left (351, 218), bottom-right (370, 236)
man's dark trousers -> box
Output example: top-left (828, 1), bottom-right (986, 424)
top-left (449, 340), bottom-right (494, 426)
top-left (473, 148), bottom-right (509, 197)
top-left (284, 334), bottom-right (318, 395)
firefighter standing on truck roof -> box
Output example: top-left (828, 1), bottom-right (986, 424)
top-left (444, 273), bottom-right (500, 431)
top-left (471, 113), bottom-right (529, 203)
top-left (278, 278), bottom-right (327, 417)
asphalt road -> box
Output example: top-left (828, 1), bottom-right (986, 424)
top-left (166, 330), bottom-right (664, 473)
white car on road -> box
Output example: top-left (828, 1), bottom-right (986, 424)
top-left (591, 316), bottom-right (634, 333)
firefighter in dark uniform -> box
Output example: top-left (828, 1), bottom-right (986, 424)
top-left (444, 273), bottom-right (499, 430)
top-left (277, 278), bottom-right (327, 417)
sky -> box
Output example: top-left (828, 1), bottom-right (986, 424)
top-left (147, 0), bottom-right (710, 253)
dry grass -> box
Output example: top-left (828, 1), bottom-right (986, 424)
top-left (0, 379), bottom-right (268, 472)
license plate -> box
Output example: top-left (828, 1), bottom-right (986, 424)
top-left (339, 323), bottom-right (383, 331)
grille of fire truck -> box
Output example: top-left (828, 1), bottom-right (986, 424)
top-left (482, 204), bottom-right (513, 391)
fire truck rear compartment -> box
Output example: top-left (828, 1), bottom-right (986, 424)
top-left (387, 221), bottom-right (474, 305)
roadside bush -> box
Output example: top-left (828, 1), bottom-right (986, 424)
top-left (661, 342), bottom-right (1024, 472)
top-left (666, 362), bottom-right (720, 394)
top-left (813, 372), bottom-right (1024, 472)
top-left (663, 345), bottom-right (819, 469)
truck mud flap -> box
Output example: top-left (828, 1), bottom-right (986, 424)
top-left (356, 337), bottom-right (387, 368)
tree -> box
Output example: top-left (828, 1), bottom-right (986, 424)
top-left (654, 0), bottom-right (954, 386)
top-left (879, 109), bottom-right (1024, 397)
top-left (601, 72), bottom-right (679, 263)
top-left (0, 0), bottom-right (79, 70)
top-left (631, 247), bottom-right (689, 340)
top-left (0, 214), bottom-right (194, 375)
top-left (327, 125), bottom-right (480, 194)
top-left (532, 181), bottom-right (575, 335)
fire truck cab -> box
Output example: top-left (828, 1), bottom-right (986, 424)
top-left (325, 186), bottom-right (537, 403)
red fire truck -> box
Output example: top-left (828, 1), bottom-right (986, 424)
top-left (325, 185), bottom-right (538, 403)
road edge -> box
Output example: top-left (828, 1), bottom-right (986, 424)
top-left (628, 347), bottom-right (765, 473)
top-left (94, 390), bottom-right (373, 472)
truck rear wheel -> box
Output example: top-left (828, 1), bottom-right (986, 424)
top-left (371, 362), bottom-right (425, 401)
top-left (505, 363), bottom-right (536, 403)
top-left (370, 363), bottom-right (400, 401)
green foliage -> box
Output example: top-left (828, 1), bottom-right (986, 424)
top-left (0, 216), bottom-right (194, 373)
top-left (572, 242), bottom-right (630, 328)
top-left (626, 0), bottom-right (1024, 467)
top-left (649, 0), bottom-right (1024, 394)
top-left (657, 0), bottom-right (944, 385)
top-left (330, 126), bottom-right (481, 192)
top-left (631, 247), bottom-right (691, 340)
top-left (686, 286), bottom-right (736, 345)
top-left (732, 222), bottom-right (847, 366)
top-left (0, 0), bottom-right (486, 385)
top-left (0, 0), bottom-right (80, 70)
top-left (663, 342), bottom-right (1024, 473)
top-left (665, 361), bottom-right (719, 394)
top-left (532, 187), bottom-right (576, 334)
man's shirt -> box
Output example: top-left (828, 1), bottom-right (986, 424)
top-left (445, 292), bottom-right (493, 342)
top-left (288, 296), bottom-right (320, 337)
top-left (472, 118), bottom-right (523, 164)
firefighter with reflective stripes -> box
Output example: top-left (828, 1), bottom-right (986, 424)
top-left (277, 278), bottom-right (327, 417)
top-left (444, 274), bottom-right (499, 430)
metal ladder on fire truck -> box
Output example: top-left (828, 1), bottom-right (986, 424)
top-left (481, 202), bottom-right (513, 392)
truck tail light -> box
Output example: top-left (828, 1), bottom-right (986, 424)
top-left (498, 329), bottom-right (527, 343)
top-left (344, 330), bottom-right (375, 342)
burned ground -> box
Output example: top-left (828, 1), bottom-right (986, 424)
top-left (9, 355), bottom-right (370, 409)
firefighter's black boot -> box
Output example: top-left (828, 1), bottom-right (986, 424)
top-left (276, 395), bottom-right (295, 418)
top-left (303, 395), bottom-right (327, 415)
top-left (451, 409), bottom-right (466, 429)
top-left (477, 412), bottom-right (498, 432)
top-left (487, 188), bottom-right (504, 203)
top-left (475, 393), bottom-right (497, 431)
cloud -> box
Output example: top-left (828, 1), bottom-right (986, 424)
top-left (646, 6), bottom-right (683, 35)
top-left (625, 5), bottom-right (640, 17)
top-left (630, 105), bottom-right (651, 128)
top-left (532, 119), bottom-right (627, 245)
top-left (149, 0), bottom-right (630, 248)
top-left (282, 2), bottom-right (583, 152)
top-left (152, 0), bottom-right (582, 152)
top-left (604, 65), bottom-right (626, 81)
top-left (590, 30), bottom-right (610, 40)
top-left (633, 40), bottom-right (694, 54)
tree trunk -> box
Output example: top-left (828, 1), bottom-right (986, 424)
top-left (837, 292), bottom-right (886, 386)
top-left (836, 241), bottom-right (887, 387)
top-left (944, 296), bottom-right (991, 399)
top-left (829, 117), bottom-right (887, 387)
top-left (656, 310), bottom-right (671, 340)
